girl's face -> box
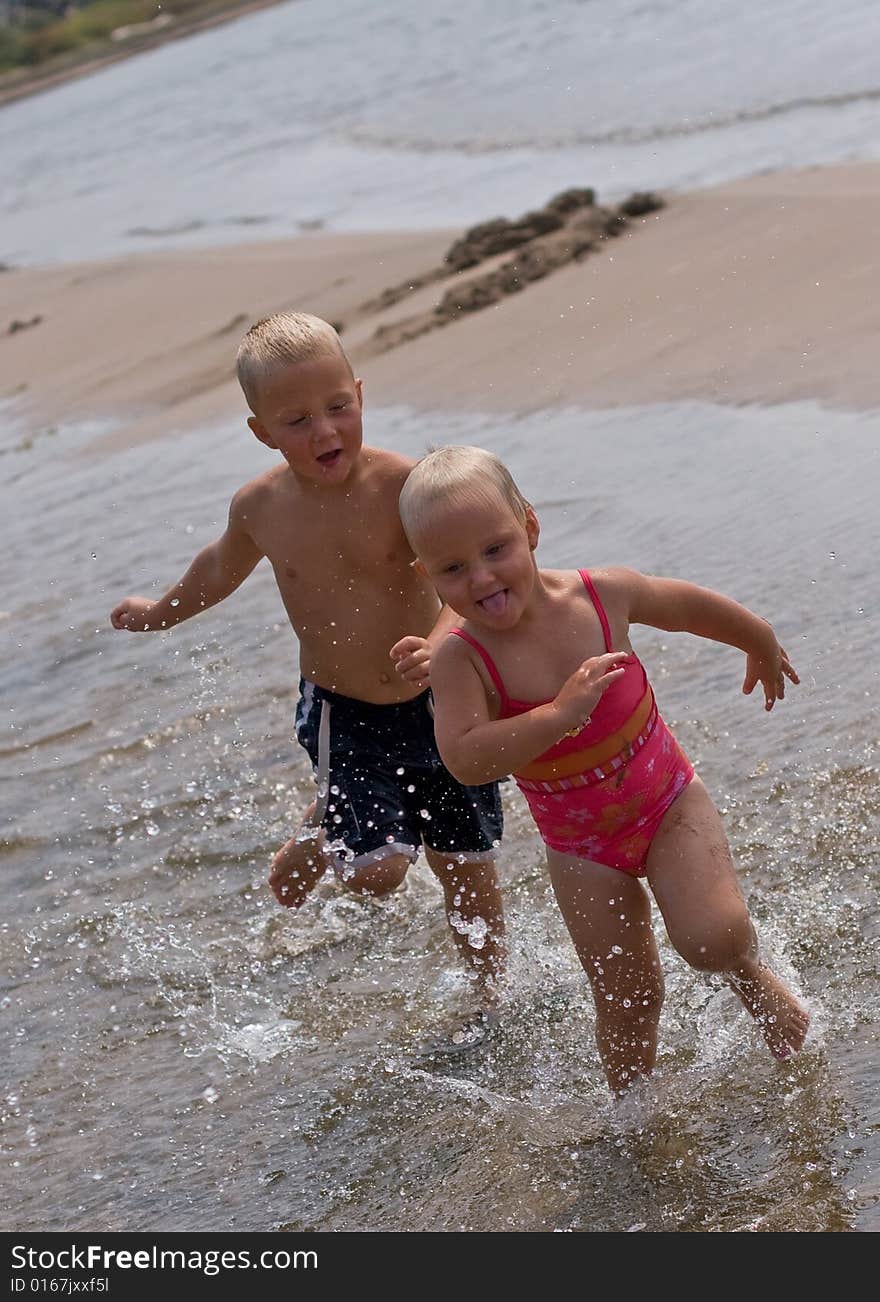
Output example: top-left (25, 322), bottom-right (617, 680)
top-left (414, 490), bottom-right (539, 630)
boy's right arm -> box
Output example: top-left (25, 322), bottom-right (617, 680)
top-left (110, 491), bottom-right (264, 632)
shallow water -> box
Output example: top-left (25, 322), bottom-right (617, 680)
top-left (1, 399), bottom-right (877, 1231)
top-left (2, 0), bottom-right (880, 264)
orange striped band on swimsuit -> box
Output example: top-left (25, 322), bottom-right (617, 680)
top-left (515, 697), bottom-right (659, 794)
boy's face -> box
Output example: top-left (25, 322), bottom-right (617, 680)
top-left (247, 351), bottom-right (363, 485)
top-left (414, 490), bottom-right (540, 631)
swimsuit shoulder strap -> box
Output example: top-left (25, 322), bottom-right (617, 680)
top-left (579, 570), bottom-right (614, 653)
top-left (448, 628), bottom-right (511, 707)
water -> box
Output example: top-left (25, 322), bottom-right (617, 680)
top-left (1, 399), bottom-right (877, 1230)
top-left (1, 0), bottom-right (878, 1233)
top-left (2, 0), bottom-right (880, 265)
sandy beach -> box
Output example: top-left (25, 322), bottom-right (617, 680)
top-left (3, 161), bottom-right (880, 453)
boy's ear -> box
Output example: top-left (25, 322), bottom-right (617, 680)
top-left (355, 378), bottom-right (364, 407)
top-left (525, 506), bottom-right (540, 551)
top-left (248, 415), bottom-right (277, 450)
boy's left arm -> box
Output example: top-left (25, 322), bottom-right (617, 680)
top-left (390, 604), bottom-right (460, 685)
top-left (609, 568), bottom-right (800, 711)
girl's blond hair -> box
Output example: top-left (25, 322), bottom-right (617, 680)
top-left (399, 446), bottom-right (530, 549)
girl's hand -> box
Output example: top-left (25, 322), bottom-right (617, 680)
top-left (742, 637), bottom-right (800, 711)
top-left (390, 635), bottom-right (432, 685)
top-left (110, 596), bottom-right (160, 631)
top-left (552, 652), bottom-right (629, 733)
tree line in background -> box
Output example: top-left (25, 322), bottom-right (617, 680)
top-left (0, 0), bottom-right (242, 73)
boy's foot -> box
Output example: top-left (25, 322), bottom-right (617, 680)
top-left (727, 963), bottom-right (810, 1060)
top-left (269, 828), bottom-right (328, 908)
top-left (450, 1006), bottom-right (499, 1049)
top-left (416, 1007), bottom-right (500, 1060)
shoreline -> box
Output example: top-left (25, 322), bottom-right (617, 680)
top-left (2, 162), bottom-right (880, 453)
top-left (0, 0), bottom-right (287, 110)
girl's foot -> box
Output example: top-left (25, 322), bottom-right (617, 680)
top-left (728, 963), bottom-right (810, 1060)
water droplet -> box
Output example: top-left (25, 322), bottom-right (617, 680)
top-left (170, 598), bottom-right (180, 607)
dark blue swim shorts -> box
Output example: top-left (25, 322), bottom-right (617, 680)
top-left (294, 679), bottom-right (503, 868)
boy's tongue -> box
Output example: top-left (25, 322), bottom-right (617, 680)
top-left (479, 590), bottom-right (508, 616)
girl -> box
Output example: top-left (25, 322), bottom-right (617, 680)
top-left (397, 446), bottom-right (809, 1094)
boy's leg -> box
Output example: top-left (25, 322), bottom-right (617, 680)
top-left (546, 848), bottom-right (664, 1094)
top-left (269, 810), bottom-right (411, 907)
top-left (273, 682), bottom-right (418, 908)
top-left (646, 777), bottom-right (810, 1060)
top-left (270, 811), bottom-right (331, 908)
top-left (336, 851), bottom-right (412, 896)
top-left (271, 784), bottom-right (416, 907)
top-left (423, 847), bottom-right (506, 1003)
top-left (418, 742), bottom-right (506, 1000)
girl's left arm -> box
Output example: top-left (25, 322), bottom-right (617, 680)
top-left (602, 568), bottom-right (800, 711)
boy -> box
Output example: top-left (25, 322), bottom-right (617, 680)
top-left (110, 313), bottom-right (505, 1003)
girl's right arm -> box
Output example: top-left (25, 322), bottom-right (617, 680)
top-left (431, 636), bottom-right (627, 785)
top-left (110, 491), bottom-right (264, 632)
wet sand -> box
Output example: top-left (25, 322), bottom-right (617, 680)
top-left (2, 161), bottom-right (880, 452)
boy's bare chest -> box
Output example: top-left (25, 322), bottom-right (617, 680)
top-left (256, 495), bottom-right (415, 599)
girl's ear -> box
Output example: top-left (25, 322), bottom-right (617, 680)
top-left (525, 506), bottom-right (540, 551)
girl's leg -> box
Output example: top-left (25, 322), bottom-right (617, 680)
top-left (646, 777), bottom-right (809, 1059)
top-left (546, 848), bottom-right (664, 1094)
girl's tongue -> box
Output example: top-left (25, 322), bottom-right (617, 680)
top-left (479, 590), bottom-right (508, 616)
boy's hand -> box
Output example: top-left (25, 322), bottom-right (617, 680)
top-left (111, 596), bottom-right (160, 631)
top-left (742, 639), bottom-right (799, 711)
top-left (390, 635), bottom-right (432, 685)
top-left (552, 652), bottom-right (629, 732)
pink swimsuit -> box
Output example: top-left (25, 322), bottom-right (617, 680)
top-left (451, 570), bottom-right (693, 876)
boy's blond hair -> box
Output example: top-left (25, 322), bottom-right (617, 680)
top-left (236, 312), bottom-right (351, 411)
top-left (399, 446), bottom-right (531, 549)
